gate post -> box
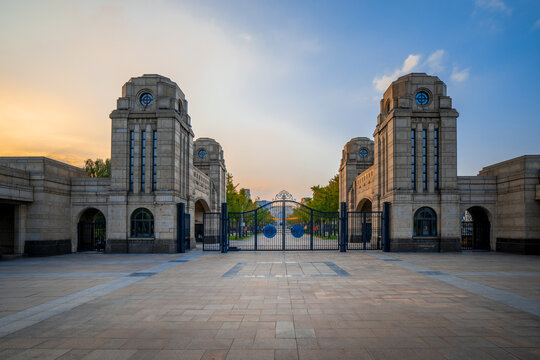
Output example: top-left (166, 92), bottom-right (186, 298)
top-left (362, 212), bottom-right (367, 251)
top-left (382, 202), bottom-right (391, 252)
top-left (281, 201), bottom-right (286, 251)
top-left (254, 208), bottom-right (258, 251)
top-left (340, 202), bottom-right (347, 252)
top-left (309, 209), bottom-right (314, 250)
top-left (221, 203), bottom-right (228, 253)
top-left (177, 203), bottom-right (185, 253)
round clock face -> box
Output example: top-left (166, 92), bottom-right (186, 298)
top-left (198, 149), bottom-right (207, 159)
top-left (359, 148), bottom-right (368, 157)
top-left (415, 91), bottom-right (429, 105)
top-left (140, 93), bottom-right (153, 106)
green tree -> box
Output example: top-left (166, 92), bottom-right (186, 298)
top-left (226, 173), bottom-right (270, 227)
top-left (293, 175), bottom-right (339, 214)
top-left (84, 158), bottom-right (111, 178)
top-left (308, 175), bottom-right (339, 212)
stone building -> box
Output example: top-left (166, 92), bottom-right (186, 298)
top-left (339, 73), bottom-right (540, 254)
top-left (0, 74), bottom-right (226, 257)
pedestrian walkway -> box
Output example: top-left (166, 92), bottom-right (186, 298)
top-left (0, 250), bottom-right (539, 359)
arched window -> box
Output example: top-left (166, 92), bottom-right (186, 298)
top-left (413, 207), bottom-right (437, 237)
top-left (131, 208), bottom-right (154, 238)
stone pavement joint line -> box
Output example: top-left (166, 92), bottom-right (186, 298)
top-left (222, 261), bottom-right (351, 278)
top-left (0, 259), bottom-right (174, 266)
top-left (0, 251), bottom-right (203, 338)
top-left (0, 273), bottom-right (131, 278)
top-left (128, 272), bottom-right (156, 277)
top-left (222, 262), bottom-right (246, 277)
top-left (324, 261), bottom-right (352, 276)
top-left (369, 253), bottom-right (540, 318)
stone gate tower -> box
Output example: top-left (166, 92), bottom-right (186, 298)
top-left (193, 138), bottom-right (226, 211)
top-left (375, 73), bottom-right (460, 250)
top-left (108, 74), bottom-right (194, 252)
top-left (339, 137), bottom-right (374, 209)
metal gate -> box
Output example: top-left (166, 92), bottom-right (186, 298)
top-left (227, 200), bottom-right (339, 251)
top-left (346, 211), bottom-right (383, 250)
top-left (77, 221), bottom-right (106, 251)
top-left (461, 221), bottom-right (474, 250)
top-left (203, 212), bottom-right (221, 251)
top-left (202, 201), bottom-right (389, 252)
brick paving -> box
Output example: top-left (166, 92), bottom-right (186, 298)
top-left (0, 250), bottom-right (539, 359)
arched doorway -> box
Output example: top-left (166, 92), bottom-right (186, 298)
top-left (356, 198), bottom-right (372, 212)
top-left (78, 208), bottom-right (106, 252)
top-left (350, 199), bottom-right (374, 245)
top-left (461, 207), bottom-right (491, 250)
top-left (0, 204), bottom-right (15, 256)
top-left (195, 199), bottom-right (210, 243)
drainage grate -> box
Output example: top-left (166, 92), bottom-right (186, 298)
top-left (383, 258), bottom-right (402, 262)
top-left (129, 272), bottom-right (157, 277)
top-left (169, 259), bottom-right (189, 263)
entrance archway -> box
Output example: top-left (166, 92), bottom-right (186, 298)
top-left (78, 208), bottom-right (106, 252)
top-left (195, 199), bottom-right (210, 243)
top-left (461, 207), bottom-right (491, 250)
top-left (356, 198), bottom-right (372, 212)
top-left (0, 204), bottom-right (15, 256)
top-left (350, 199), bottom-right (374, 246)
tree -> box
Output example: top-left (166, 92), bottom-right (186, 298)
top-left (226, 173), bottom-right (253, 213)
top-left (84, 158), bottom-right (111, 178)
top-left (293, 175), bottom-right (339, 214)
top-left (308, 175), bottom-right (339, 212)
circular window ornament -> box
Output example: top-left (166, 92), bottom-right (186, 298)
top-left (359, 148), bottom-right (368, 158)
top-left (140, 93), bottom-right (153, 106)
top-left (198, 149), bottom-right (207, 159)
top-left (291, 224), bottom-right (304, 238)
top-left (263, 225), bottom-right (277, 238)
top-left (415, 91), bottom-right (429, 105)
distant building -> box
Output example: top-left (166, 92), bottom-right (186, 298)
top-left (339, 73), bottom-right (539, 254)
top-left (241, 188), bottom-right (251, 200)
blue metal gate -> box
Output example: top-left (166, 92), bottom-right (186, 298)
top-left (227, 200), bottom-right (339, 251)
top-left (202, 201), bottom-right (389, 252)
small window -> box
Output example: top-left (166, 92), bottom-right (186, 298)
top-left (140, 93), bottom-right (153, 107)
top-left (385, 99), bottom-right (391, 114)
top-left (359, 148), bottom-right (368, 158)
top-left (413, 207), bottom-right (437, 237)
top-left (131, 208), bottom-right (154, 238)
top-left (415, 91), bottom-right (429, 105)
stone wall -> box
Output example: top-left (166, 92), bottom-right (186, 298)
top-left (0, 165), bottom-right (33, 202)
top-left (479, 155), bottom-right (540, 254)
top-left (0, 157), bottom-right (87, 256)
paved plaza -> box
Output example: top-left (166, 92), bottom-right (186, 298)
top-left (0, 250), bottom-right (539, 360)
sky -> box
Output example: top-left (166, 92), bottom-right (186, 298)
top-left (1, 0), bottom-right (539, 201)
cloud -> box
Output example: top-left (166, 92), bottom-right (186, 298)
top-left (425, 49), bottom-right (445, 73)
top-left (533, 18), bottom-right (540, 30)
top-left (240, 33), bottom-right (253, 42)
top-left (475, 0), bottom-right (512, 15)
top-left (451, 67), bottom-right (470, 82)
top-left (372, 54), bottom-right (421, 92)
